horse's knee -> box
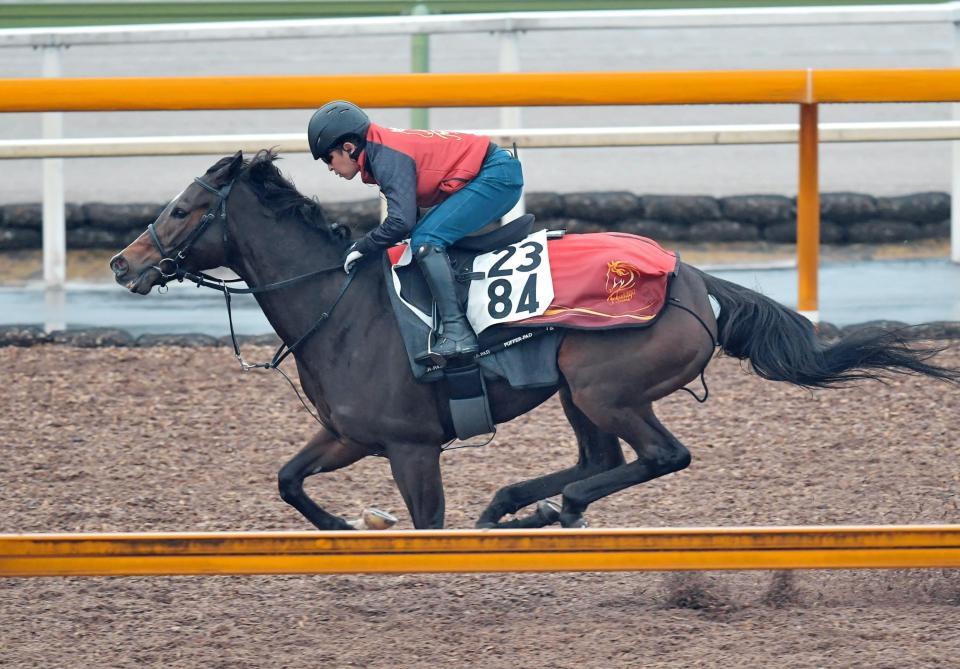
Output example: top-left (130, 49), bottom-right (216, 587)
top-left (277, 466), bottom-right (304, 505)
top-left (660, 441), bottom-right (691, 473)
top-left (673, 445), bottom-right (692, 471)
top-left (637, 439), bottom-right (692, 476)
top-left (639, 416), bottom-right (691, 474)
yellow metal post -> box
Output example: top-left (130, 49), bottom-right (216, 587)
top-left (797, 103), bottom-right (820, 322)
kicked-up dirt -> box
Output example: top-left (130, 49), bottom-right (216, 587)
top-left (1, 344), bottom-right (959, 668)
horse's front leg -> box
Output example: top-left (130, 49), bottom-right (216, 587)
top-left (385, 442), bottom-right (445, 529)
top-left (277, 426), bottom-right (368, 530)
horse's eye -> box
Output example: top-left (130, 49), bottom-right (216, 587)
top-left (172, 208), bottom-right (188, 219)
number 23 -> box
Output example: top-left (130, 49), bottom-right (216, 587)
top-left (487, 241), bottom-right (543, 278)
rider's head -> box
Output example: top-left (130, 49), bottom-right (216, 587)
top-left (323, 138), bottom-right (363, 180)
top-left (308, 101), bottom-right (370, 176)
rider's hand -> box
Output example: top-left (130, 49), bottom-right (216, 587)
top-left (342, 243), bottom-right (364, 274)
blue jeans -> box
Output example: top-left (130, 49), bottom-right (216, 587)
top-left (410, 147), bottom-right (523, 249)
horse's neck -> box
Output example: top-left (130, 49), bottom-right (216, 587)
top-left (226, 198), bottom-right (355, 347)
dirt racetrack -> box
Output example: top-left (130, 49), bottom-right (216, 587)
top-left (2, 344), bottom-right (959, 668)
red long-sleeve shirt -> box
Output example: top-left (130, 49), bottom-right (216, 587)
top-left (354, 123), bottom-right (492, 254)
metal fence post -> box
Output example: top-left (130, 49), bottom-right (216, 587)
top-left (41, 44), bottom-right (66, 331)
top-left (410, 3), bottom-right (430, 130)
top-left (952, 20), bottom-right (960, 263)
top-left (498, 28), bottom-right (525, 221)
top-left (797, 102), bottom-right (820, 323)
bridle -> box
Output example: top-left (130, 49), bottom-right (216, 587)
top-left (146, 173), bottom-right (357, 423)
top-left (149, 176), bottom-right (233, 281)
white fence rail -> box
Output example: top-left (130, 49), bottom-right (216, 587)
top-left (3, 4), bottom-right (960, 47)
top-left (6, 121), bottom-right (960, 159)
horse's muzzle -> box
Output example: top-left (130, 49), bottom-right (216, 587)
top-left (110, 254), bottom-right (129, 279)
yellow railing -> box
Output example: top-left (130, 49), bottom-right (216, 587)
top-left (5, 69), bottom-right (960, 111)
top-left (2, 525), bottom-right (960, 576)
top-left (5, 67), bottom-right (960, 317)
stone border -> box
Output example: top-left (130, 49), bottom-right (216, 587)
top-left (2, 323), bottom-right (959, 349)
top-left (0, 326), bottom-right (282, 348)
top-left (0, 191), bottom-right (951, 250)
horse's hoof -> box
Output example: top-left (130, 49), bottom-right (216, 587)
top-left (535, 499), bottom-right (561, 525)
top-left (475, 521), bottom-right (497, 529)
top-left (559, 512), bottom-right (588, 529)
top-left (349, 507), bottom-right (398, 530)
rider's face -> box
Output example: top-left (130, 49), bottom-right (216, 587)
top-left (327, 143), bottom-right (360, 180)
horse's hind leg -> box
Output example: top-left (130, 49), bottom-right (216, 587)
top-left (558, 403), bottom-right (690, 528)
top-left (277, 426), bottom-right (368, 530)
top-left (476, 384), bottom-right (625, 528)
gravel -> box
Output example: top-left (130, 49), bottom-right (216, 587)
top-left (1, 345), bottom-right (959, 668)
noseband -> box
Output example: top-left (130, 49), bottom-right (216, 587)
top-left (149, 176), bottom-right (233, 280)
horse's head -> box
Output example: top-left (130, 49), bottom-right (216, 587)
top-left (110, 151), bottom-right (244, 294)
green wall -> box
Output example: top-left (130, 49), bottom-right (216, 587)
top-left (0, 0), bottom-right (946, 29)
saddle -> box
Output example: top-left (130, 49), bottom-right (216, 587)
top-left (383, 215), bottom-right (679, 439)
top-left (452, 214), bottom-right (535, 252)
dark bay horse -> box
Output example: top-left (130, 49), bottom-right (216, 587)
top-left (110, 151), bottom-right (960, 530)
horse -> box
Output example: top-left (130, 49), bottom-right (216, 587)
top-left (109, 150), bottom-right (960, 530)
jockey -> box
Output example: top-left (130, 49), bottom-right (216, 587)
top-left (307, 100), bottom-right (524, 365)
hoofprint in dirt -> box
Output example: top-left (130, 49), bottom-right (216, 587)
top-left (1, 345), bottom-right (958, 668)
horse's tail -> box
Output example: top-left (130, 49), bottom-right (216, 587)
top-left (691, 266), bottom-right (960, 388)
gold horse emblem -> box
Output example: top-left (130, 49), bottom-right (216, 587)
top-left (605, 261), bottom-right (641, 304)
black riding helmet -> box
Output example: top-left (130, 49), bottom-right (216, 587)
top-left (307, 100), bottom-right (371, 161)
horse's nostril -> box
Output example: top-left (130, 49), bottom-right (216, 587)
top-left (110, 255), bottom-right (128, 277)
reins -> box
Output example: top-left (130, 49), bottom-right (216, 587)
top-left (150, 172), bottom-right (358, 426)
top-left (174, 263), bottom-right (355, 372)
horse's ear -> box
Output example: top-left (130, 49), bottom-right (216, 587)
top-left (225, 151), bottom-right (244, 178)
top-left (204, 151), bottom-right (245, 181)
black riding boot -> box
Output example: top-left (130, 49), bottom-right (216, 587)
top-left (415, 244), bottom-right (478, 365)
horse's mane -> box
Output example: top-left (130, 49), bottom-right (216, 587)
top-left (216, 149), bottom-right (350, 241)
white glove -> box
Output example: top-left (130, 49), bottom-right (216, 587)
top-left (343, 247), bottom-right (364, 273)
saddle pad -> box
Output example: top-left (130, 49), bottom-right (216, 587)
top-left (518, 232), bottom-right (678, 329)
top-left (382, 252), bottom-right (564, 388)
top-left (387, 231), bottom-right (678, 332)
top-left (388, 229), bottom-right (554, 334)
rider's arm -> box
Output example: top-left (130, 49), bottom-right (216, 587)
top-left (353, 143), bottom-right (418, 255)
